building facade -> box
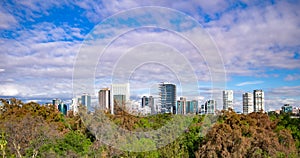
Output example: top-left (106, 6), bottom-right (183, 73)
top-left (253, 90), bottom-right (264, 112)
top-left (98, 88), bottom-right (110, 112)
top-left (159, 82), bottom-right (176, 114)
top-left (223, 90), bottom-right (233, 110)
top-left (71, 96), bottom-right (81, 114)
top-left (141, 96), bottom-right (154, 109)
top-left (81, 93), bottom-right (91, 111)
top-left (176, 97), bottom-right (186, 114)
top-left (189, 100), bottom-right (198, 114)
top-left (243, 92), bottom-right (253, 114)
top-left (52, 98), bottom-right (61, 109)
top-left (281, 104), bottom-right (293, 113)
top-left (111, 83), bottom-right (130, 114)
top-left (201, 100), bottom-right (216, 115)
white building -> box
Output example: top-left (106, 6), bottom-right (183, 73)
top-left (253, 90), bottom-right (264, 112)
top-left (201, 100), bottom-right (216, 115)
top-left (223, 90), bottom-right (233, 110)
top-left (111, 83), bottom-right (130, 114)
top-left (71, 96), bottom-right (81, 114)
top-left (243, 92), bottom-right (253, 114)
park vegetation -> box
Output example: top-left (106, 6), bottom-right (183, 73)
top-left (0, 98), bottom-right (299, 157)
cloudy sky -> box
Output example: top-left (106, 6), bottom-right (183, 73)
top-left (0, 0), bottom-right (299, 112)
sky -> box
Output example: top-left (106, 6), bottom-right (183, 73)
top-left (0, 0), bottom-right (299, 112)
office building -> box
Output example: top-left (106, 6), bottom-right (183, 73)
top-left (177, 97), bottom-right (186, 114)
top-left (141, 96), bottom-right (154, 108)
top-left (189, 100), bottom-right (198, 114)
top-left (281, 104), bottom-right (293, 113)
top-left (71, 96), bottom-right (81, 114)
top-left (253, 90), bottom-right (264, 112)
top-left (159, 82), bottom-right (176, 114)
top-left (58, 103), bottom-right (68, 115)
top-left (52, 98), bottom-right (61, 109)
top-left (98, 88), bottom-right (111, 112)
top-left (243, 92), bottom-right (253, 114)
top-left (81, 93), bottom-right (91, 110)
top-left (223, 90), bottom-right (233, 110)
top-left (111, 83), bottom-right (130, 114)
top-left (201, 100), bottom-right (216, 115)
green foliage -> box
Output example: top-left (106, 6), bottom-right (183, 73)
top-left (1, 98), bottom-right (299, 157)
top-left (40, 131), bottom-right (92, 157)
top-left (274, 113), bottom-right (300, 153)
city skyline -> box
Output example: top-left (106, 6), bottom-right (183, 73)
top-left (75, 83), bottom-right (267, 114)
top-left (0, 1), bottom-right (299, 112)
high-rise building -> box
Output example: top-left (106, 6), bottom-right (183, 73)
top-left (81, 93), bottom-right (91, 110)
top-left (189, 100), bottom-right (198, 114)
top-left (201, 100), bottom-right (216, 115)
top-left (71, 96), bottom-right (81, 114)
top-left (243, 92), bottom-right (253, 114)
top-left (176, 97), bottom-right (198, 114)
top-left (141, 96), bottom-right (154, 108)
top-left (58, 103), bottom-right (68, 115)
top-left (141, 96), bottom-right (155, 114)
top-left (159, 82), bottom-right (176, 114)
top-left (223, 90), bottom-right (233, 110)
top-left (52, 98), bottom-right (61, 109)
top-left (111, 83), bottom-right (130, 114)
top-left (177, 97), bottom-right (186, 114)
top-left (98, 88), bottom-right (110, 112)
top-left (253, 90), bottom-right (264, 112)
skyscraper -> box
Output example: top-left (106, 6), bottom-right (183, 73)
top-left (111, 83), bottom-right (130, 114)
top-left (253, 90), bottom-right (264, 112)
top-left (71, 96), bottom-right (81, 114)
top-left (98, 88), bottom-right (110, 112)
top-left (177, 97), bottom-right (186, 114)
top-left (223, 90), bottom-right (233, 110)
top-left (141, 96), bottom-right (154, 108)
top-left (52, 98), bottom-right (61, 109)
top-left (243, 92), bottom-right (253, 114)
top-left (189, 100), bottom-right (198, 114)
top-left (202, 100), bottom-right (216, 115)
top-left (81, 93), bottom-right (91, 110)
top-left (159, 82), bottom-right (176, 114)
top-left (176, 97), bottom-right (198, 114)
top-left (58, 103), bottom-right (68, 115)
top-left (141, 96), bottom-right (155, 114)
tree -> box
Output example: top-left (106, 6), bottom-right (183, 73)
top-left (0, 132), bottom-right (7, 158)
top-left (196, 111), bottom-right (297, 157)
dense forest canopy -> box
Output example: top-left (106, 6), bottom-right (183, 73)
top-left (0, 98), bottom-right (299, 157)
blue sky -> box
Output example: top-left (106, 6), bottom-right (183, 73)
top-left (0, 0), bottom-right (299, 112)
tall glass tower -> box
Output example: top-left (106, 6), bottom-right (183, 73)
top-left (159, 82), bottom-right (176, 114)
top-left (81, 93), bottom-right (91, 111)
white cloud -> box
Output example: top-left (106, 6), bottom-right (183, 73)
top-left (236, 81), bottom-right (264, 86)
top-left (284, 74), bottom-right (300, 81)
top-left (0, 9), bottom-right (17, 29)
top-left (0, 84), bottom-right (19, 96)
top-left (206, 0), bottom-right (300, 76)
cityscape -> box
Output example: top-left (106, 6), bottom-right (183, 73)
top-left (0, 0), bottom-right (299, 157)
top-left (42, 82), bottom-right (299, 117)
